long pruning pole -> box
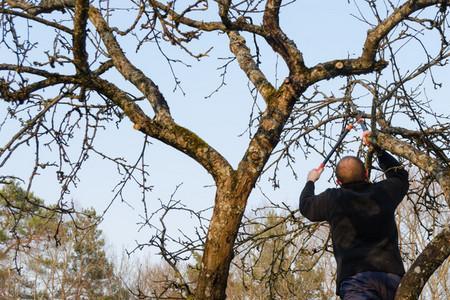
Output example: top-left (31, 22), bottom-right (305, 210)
top-left (318, 113), bottom-right (368, 170)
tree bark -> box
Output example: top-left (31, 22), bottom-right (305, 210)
top-left (376, 133), bottom-right (450, 299)
top-left (395, 225), bottom-right (450, 300)
top-left (195, 175), bottom-right (253, 299)
top-left (377, 133), bottom-right (450, 205)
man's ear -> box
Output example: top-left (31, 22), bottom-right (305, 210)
top-left (337, 178), bottom-right (342, 186)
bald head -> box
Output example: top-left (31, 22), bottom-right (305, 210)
top-left (336, 156), bottom-right (367, 184)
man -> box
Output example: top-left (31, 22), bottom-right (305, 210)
top-left (299, 137), bottom-right (409, 300)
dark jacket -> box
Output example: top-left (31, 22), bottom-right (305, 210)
top-left (299, 151), bottom-right (409, 294)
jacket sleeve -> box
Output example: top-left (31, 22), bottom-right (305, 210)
top-left (299, 181), bottom-right (334, 222)
top-left (376, 150), bottom-right (409, 206)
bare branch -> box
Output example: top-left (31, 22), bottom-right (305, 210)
top-left (8, 0), bottom-right (75, 15)
top-left (0, 75), bottom-right (79, 102)
top-left (218, 0), bottom-right (232, 26)
top-left (376, 132), bottom-right (450, 203)
top-left (149, 0), bottom-right (264, 34)
top-left (227, 31), bottom-right (275, 102)
top-left (262, 0), bottom-right (306, 74)
top-left (309, 0), bottom-right (450, 82)
top-left (73, 0), bottom-right (89, 74)
top-left (88, 6), bottom-right (172, 121)
top-left (0, 8), bottom-right (73, 34)
top-left (90, 77), bottom-right (234, 183)
top-left (396, 225), bottom-right (450, 300)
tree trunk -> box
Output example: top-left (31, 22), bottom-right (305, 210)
top-left (395, 225), bottom-right (450, 300)
top-left (195, 176), bottom-right (252, 299)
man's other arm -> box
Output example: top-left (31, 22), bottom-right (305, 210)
top-left (376, 149), bottom-right (409, 204)
top-left (299, 179), bottom-right (333, 222)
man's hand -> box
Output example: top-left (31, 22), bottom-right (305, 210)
top-left (362, 130), bottom-right (373, 146)
top-left (307, 167), bottom-right (324, 182)
top-left (362, 131), bottom-right (382, 153)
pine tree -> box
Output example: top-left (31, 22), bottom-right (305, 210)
top-left (0, 182), bottom-right (129, 299)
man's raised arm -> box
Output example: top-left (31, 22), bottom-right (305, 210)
top-left (299, 167), bottom-right (333, 222)
top-left (361, 128), bottom-right (409, 210)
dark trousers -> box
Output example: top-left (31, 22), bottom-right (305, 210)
top-left (339, 271), bottom-right (402, 300)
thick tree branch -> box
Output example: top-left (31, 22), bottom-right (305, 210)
top-left (73, 0), bottom-right (90, 74)
top-left (263, 0), bottom-right (281, 28)
top-left (236, 81), bottom-right (303, 190)
top-left (149, 0), bottom-right (264, 34)
top-left (309, 0), bottom-right (450, 82)
top-left (218, 0), bottom-right (232, 27)
top-left (0, 64), bottom-right (80, 102)
top-left (395, 225), bottom-right (450, 300)
top-left (262, 0), bottom-right (306, 75)
top-left (88, 7), bottom-right (172, 121)
top-left (361, 0), bottom-right (447, 63)
top-left (0, 8), bottom-right (73, 34)
top-left (376, 132), bottom-right (450, 204)
top-left (90, 78), bottom-right (234, 183)
top-left (4, 0), bottom-right (34, 11)
top-left (227, 31), bottom-right (275, 102)
top-left (0, 76), bottom-right (79, 102)
top-left (0, 64), bottom-right (70, 77)
top-left (28, 0), bottom-right (73, 15)
top-left (384, 126), bottom-right (450, 138)
top-left (309, 59), bottom-right (388, 83)
top-left (5, 0), bottom-right (75, 15)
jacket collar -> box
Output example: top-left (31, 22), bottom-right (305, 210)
top-left (341, 181), bottom-right (371, 190)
